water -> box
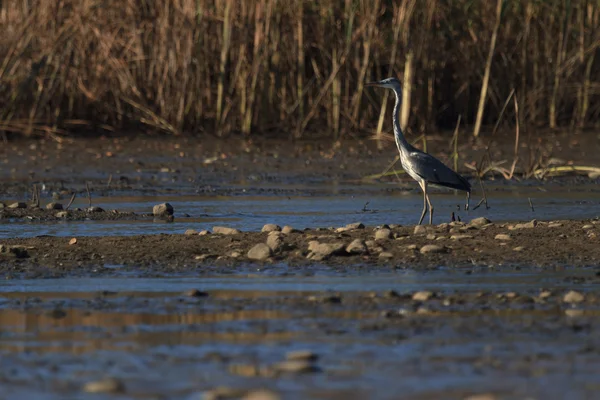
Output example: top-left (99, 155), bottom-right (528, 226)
top-left (2, 185), bottom-right (599, 237)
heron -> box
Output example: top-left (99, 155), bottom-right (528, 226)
top-left (366, 77), bottom-right (471, 225)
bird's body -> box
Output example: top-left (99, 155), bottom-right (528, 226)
top-left (366, 77), bottom-right (471, 225)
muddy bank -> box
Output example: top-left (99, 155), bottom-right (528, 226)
top-left (1, 218), bottom-right (598, 276)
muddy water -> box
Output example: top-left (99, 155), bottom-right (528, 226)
top-left (2, 184), bottom-right (600, 238)
top-left (1, 269), bottom-right (599, 399)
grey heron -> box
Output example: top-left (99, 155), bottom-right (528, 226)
top-left (366, 77), bottom-right (471, 225)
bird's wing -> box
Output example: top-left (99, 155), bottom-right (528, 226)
top-left (409, 151), bottom-right (471, 191)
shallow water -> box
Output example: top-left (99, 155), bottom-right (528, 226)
top-left (2, 184), bottom-right (599, 238)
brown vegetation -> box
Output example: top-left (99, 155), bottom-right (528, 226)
top-left (0, 1), bottom-right (599, 139)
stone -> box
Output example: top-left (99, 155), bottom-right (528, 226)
top-left (0, 245), bottom-right (29, 258)
top-left (153, 202), bottom-right (174, 216)
top-left (56, 211), bottom-right (69, 218)
top-left (346, 239), bottom-right (368, 254)
top-left (213, 226), bottom-right (241, 235)
top-left (582, 224), bottom-right (594, 230)
top-left (69, 238), bottom-right (77, 245)
top-left (286, 350), bottom-right (318, 362)
top-left (203, 386), bottom-right (245, 400)
top-left (450, 234), bottom-right (472, 240)
top-left (46, 202), bottom-right (63, 210)
top-left (343, 222), bottom-right (365, 231)
top-left (511, 220), bottom-right (537, 230)
top-left (86, 206), bottom-right (104, 213)
top-left (413, 225), bottom-right (427, 235)
top-left (83, 377), bottom-right (125, 394)
top-left (184, 229), bottom-right (198, 235)
top-left (426, 234), bottom-right (436, 240)
top-left (306, 241), bottom-right (345, 260)
top-left (274, 360), bottom-right (319, 374)
top-left (548, 222), bottom-right (563, 228)
top-left (0, 202), bottom-right (5, 209)
top-left (513, 246), bottom-right (525, 251)
top-left (281, 225), bottom-right (299, 235)
top-left (248, 243), bottom-right (272, 261)
top-left (185, 289), bottom-right (209, 297)
top-left (563, 290), bottom-right (585, 303)
top-left (494, 234), bottom-right (512, 241)
top-left (266, 232), bottom-right (284, 251)
top-left (419, 244), bottom-right (445, 254)
top-left (261, 223), bottom-right (281, 232)
top-left (469, 217), bottom-right (492, 226)
top-left (198, 230), bottom-right (211, 235)
top-left (375, 228), bottom-right (392, 240)
top-left (406, 244), bottom-right (418, 250)
top-left (229, 251), bottom-right (242, 258)
top-left (243, 389), bottom-right (281, 400)
top-left (379, 252), bottom-right (394, 259)
top-left (8, 202), bottom-right (27, 209)
top-left (412, 291), bottom-right (433, 301)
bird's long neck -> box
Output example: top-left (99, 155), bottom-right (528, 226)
top-left (392, 87), bottom-right (410, 155)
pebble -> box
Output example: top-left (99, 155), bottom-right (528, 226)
top-left (203, 386), bottom-right (245, 400)
top-left (379, 252), bottom-right (394, 259)
top-left (213, 226), bottom-right (241, 235)
top-left (413, 225), bottom-right (427, 235)
top-left (281, 225), bottom-right (299, 235)
top-left (228, 363), bottom-right (261, 377)
top-left (286, 350), bottom-right (319, 362)
top-left (513, 246), bottom-right (525, 251)
top-left (274, 360), bottom-right (319, 374)
top-left (184, 229), bottom-right (198, 235)
top-left (494, 234), bottom-right (511, 241)
top-left (426, 234), bottom-right (436, 240)
top-left (306, 241), bottom-right (345, 260)
top-left (261, 223), bottom-right (281, 232)
top-left (87, 206), bottom-right (104, 213)
top-left (83, 377), bottom-right (125, 394)
top-left (582, 224), bottom-right (594, 230)
top-left (406, 244), bottom-right (418, 250)
top-left (153, 202), bottom-right (174, 216)
top-left (548, 222), bottom-right (563, 228)
top-left (56, 211), bottom-right (69, 218)
top-left (69, 238), bottom-right (77, 245)
top-left (469, 217), bottom-right (491, 226)
top-left (346, 239), bottom-right (368, 254)
top-left (412, 291), bottom-right (433, 301)
top-left (46, 202), bottom-right (63, 210)
top-left (198, 230), bottom-right (211, 235)
top-left (8, 202), bottom-right (27, 209)
top-left (419, 244), bottom-right (445, 254)
top-left (375, 228), bottom-right (392, 240)
top-left (229, 251), bottom-right (242, 258)
top-left (511, 219), bottom-right (537, 230)
top-left (0, 202), bottom-right (4, 209)
top-left (0, 245), bottom-right (29, 258)
top-left (247, 243), bottom-right (272, 261)
top-left (266, 232), bottom-right (284, 251)
top-left (450, 234), bottom-right (472, 240)
top-left (563, 290), bottom-right (585, 303)
top-left (185, 289), bottom-right (209, 297)
top-left (243, 389), bottom-right (281, 400)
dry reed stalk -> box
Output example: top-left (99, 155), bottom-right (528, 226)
top-left (216, 0), bottom-right (233, 135)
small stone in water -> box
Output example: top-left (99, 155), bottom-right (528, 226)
top-left (185, 289), bottom-right (208, 297)
top-left (563, 290), bottom-right (585, 303)
top-left (153, 202), bottom-right (174, 216)
top-left (261, 223), bottom-right (281, 232)
top-left (247, 243), bottom-right (272, 261)
top-left (286, 350), bottom-right (318, 362)
top-left (184, 229), bottom-right (198, 235)
top-left (83, 377), bottom-right (125, 394)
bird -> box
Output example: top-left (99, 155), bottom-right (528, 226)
top-left (366, 77), bottom-right (471, 225)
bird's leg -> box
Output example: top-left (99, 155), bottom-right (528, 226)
top-left (418, 181), bottom-right (428, 225)
top-left (465, 191), bottom-right (470, 211)
top-left (425, 187), bottom-right (434, 225)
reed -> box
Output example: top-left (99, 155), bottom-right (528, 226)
top-left (0, 0), bottom-right (598, 145)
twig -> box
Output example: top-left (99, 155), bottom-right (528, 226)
top-left (85, 183), bottom-right (92, 208)
top-left (65, 192), bottom-right (76, 210)
top-left (472, 198), bottom-right (486, 211)
top-left (107, 174), bottom-right (113, 188)
top-left (528, 197), bottom-right (535, 212)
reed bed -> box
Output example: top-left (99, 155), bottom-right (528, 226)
top-left (0, 0), bottom-right (599, 139)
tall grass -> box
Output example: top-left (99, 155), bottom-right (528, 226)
top-left (0, 0), bottom-right (599, 138)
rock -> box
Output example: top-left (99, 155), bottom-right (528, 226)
top-left (281, 225), bottom-right (299, 235)
top-left (83, 377), bottom-right (125, 394)
top-left (185, 289), bottom-right (209, 297)
top-left (153, 202), bottom-right (174, 216)
top-left (548, 222), bottom-right (563, 228)
top-left (412, 291), bottom-right (433, 301)
top-left (582, 224), bottom-right (594, 230)
top-left (8, 202), bottom-right (27, 209)
top-left (419, 244), bottom-right (445, 254)
top-left (266, 232), bottom-right (284, 251)
top-left (469, 217), bottom-right (491, 227)
top-left (228, 363), bottom-right (262, 377)
top-left (413, 225), bottom-right (427, 235)
top-left (379, 251), bottom-right (394, 259)
top-left (213, 226), bottom-right (241, 235)
top-left (286, 350), bottom-right (319, 362)
top-left (194, 254), bottom-right (217, 261)
top-left (426, 234), bottom-right (436, 240)
top-left (406, 244), bottom-right (418, 250)
top-left (306, 241), bottom-right (345, 260)
top-left (86, 206), bottom-right (104, 213)
top-left (511, 219), bottom-right (537, 230)
top-left (0, 202), bottom-right (5, 209)
top-left (46, 202), bottom-right (63, 210)
top-left (261, 223), bottom-right (281, 232)
top-left (375, 228), bottom-right (392, 240)
top-left (69, 238), bottom-right (77, 245)
top-left (243, 389), bottom-right (281, 400)
top-left (346, 239), bottom-right (368, 255)
top-left (494, 234), bottom-right (512, 241)
top-left (513, 246), bottom-right (525, 251)
top-left (198, 230), bottom-right (211, 235)
top-left (563, 290), bottom-right (585, 303)
top-left (184, 229), bottom-right (198, 235)
top-left (336, 222), bottom-right (366, 232)
top-left (0, 245), bottom-right (29, 258)
top-left (275, 360), bottom-right (320, 374)
top-left (450, 234), bottom-right (472, 240)
top-left (56, 211), bottom-right (69, 218)
top-left (203, 386), bottom-right (245, 400)
top-left (229, 251), bottom-right (242, 258)
top-left (248, 243), bottom-right (272, 261)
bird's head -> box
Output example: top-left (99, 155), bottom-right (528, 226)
top-left (365, 77), bottom-right (402, 92)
